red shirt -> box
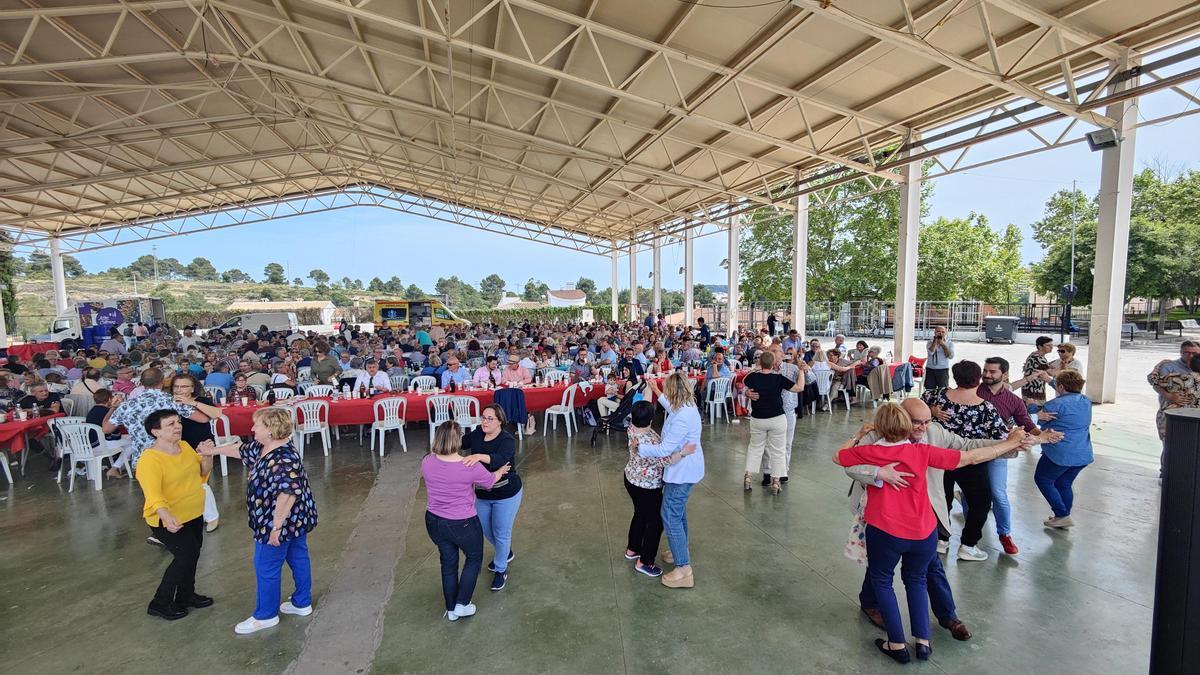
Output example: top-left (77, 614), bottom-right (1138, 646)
top-left (838, 441), bottom-right (960, 540)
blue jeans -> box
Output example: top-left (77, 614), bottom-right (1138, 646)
top-left (661, 482), bottom-right (694, 566)
top-left (864, 526), bottom-right (937, 644)
top-left (424, 511), bottom-right (484, 611)
top-left (253, 532), bottom-right (313, 620)
top-left (1034, 456), bottom-right (1086, 517)
top-left (987, 458), bottom-right (1012, 536)
top-left (860, 548), bottom-right (956, 623)
top-left (476, 489), bottom-right (523, 573)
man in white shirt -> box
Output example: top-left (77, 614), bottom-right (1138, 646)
top-left (518, 350), bottom-right (537, 373)
top-left (353, 359), bottom-right (392, 392)
top-left (177, 328), bottom-right (199, 351)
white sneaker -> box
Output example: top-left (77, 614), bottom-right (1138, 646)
top-left (445, 610), bottom-right (459, 622)
top-left (1045, 515), bottom-right (1075, 529)
top-left (280, 601), bottom-right (313, 616)
top-left (452, 603), bottom-right (476, 618)
top-left (234, 615), bottom-right (280, 634)
top-left (936, 540), bottom-right (949, 555)
top-left (957, 545), bottom-right (988, 561)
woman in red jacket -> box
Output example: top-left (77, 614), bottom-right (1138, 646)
top-left (833, 404), bottom-right (1025, 663)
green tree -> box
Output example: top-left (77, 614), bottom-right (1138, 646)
top-left (340, 276), bottom-right (354, 289)
top-left (222, 268), bottom-right (253, 283)
top-left (25, 252), bottom-right (85, 277)
top-left (914, 214), bottom-right (1025, 303)
top-left (575, 277), bottom-right (598, 304)
top-left (384, 276), bottom-right (404, 294)
top-left (0, 232), bottom-right (18, 328)
top-left (158, 257), bottom-right (186, 280)
top-left (309, 269), bottom-right (330, 285)
top-left (436, 276), bottom-right (486, 308)
top-left (185, 257), bottom-right (219, 281)
top-left (405, 284), bottom-right (426, 300)
top-left (263, 262), bottom-right (286, 285)
top-left (479, 274), bottom-right (506, 306)
top-left (368, 277), bottom-right (385, 292)
top-left (522, 278), bottom-right (549, 301)
top-left (693, 284), bottom-right (715, 305)
top-left (292, 277), bottom-right (304, 287)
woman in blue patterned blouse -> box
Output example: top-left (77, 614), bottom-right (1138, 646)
top-left (198, 407), bottom-right (317, 635)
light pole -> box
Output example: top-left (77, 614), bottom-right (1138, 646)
top-left (151, 244), bottom-right (159, 281)
top-left (132, 271), bottom-right (139, 296)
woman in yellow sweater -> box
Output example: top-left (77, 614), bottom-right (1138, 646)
top-left (136, 408), bottom-right (214, 621)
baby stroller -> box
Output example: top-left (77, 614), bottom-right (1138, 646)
top-left (590, 381), bottom-right (647, 446)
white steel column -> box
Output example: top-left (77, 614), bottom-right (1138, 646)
top-left (893, 136), bottom-right (921, 362)
top-left (628, 243), bottom-right (638, 322)
top-left (791, 170), bottom-right (809, 336)
top-left (1087, 55), bottom-right (1139, 403)
top-left (727, 209), bottom-right (740, 334)
top-left (610, 245), bottom-right (619, 322)
top-left (683, 229), bottom-right (695, 326)
top-left (652, 239), bottom-right (662, 316)
top-left (49, 237), bottom-right (69, 314)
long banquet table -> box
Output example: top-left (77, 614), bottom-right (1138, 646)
top-left (219, 383), bottom-right (605, 435)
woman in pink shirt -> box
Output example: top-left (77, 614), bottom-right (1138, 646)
top-left (421, 421), bottom-right (510, 622)
top-left (834, 404), bottom-right (1025, 664)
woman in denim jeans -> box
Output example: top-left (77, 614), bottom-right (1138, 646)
top-left (640, 372), bottom-right (703, 589)
top-left (462, 404), bottom-right (523, 592)
top-left (421, 422), bottom-right (510, 621)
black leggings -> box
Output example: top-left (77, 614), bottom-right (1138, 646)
top-left (624, 477), bottom-right (664, 567)
top-left (942, 463), bottom-right (992, 547)
top-left (150, 516), bottom-right (204, 606)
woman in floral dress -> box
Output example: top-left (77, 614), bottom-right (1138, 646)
top-left (1157, 354), bottom-right (1200, 436)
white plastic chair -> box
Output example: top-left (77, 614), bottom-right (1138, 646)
top-left (305, 384), bottom-right (335, 398)
top-left (426, 394), bottom-right (454, 445)
top-left (57, 421), bottom-right (122, 492)
top-left (536, 367), bottom-right (555, 382)
top-left (389, 374), bottom-right (409, 392)
top-left (825, 320), bottom-right (837, 336)
top-left (598, 365), bottom-right (613, 381)
top-left (297, 366), bottom-right (312, 382)
top-left (411, 375), bottom-right (438, 392)
top-left (58, 398), bottom-right (75, 416)
top-left (450, 396), bottom-right (482, 433)
top-left (292, 399), bottom-right (331, 457)
top-left (249, 384), bottom-right (267, 399)
top-left (811, 370), bottom-right (843, 414)
top-left (65, 392), bottom-right (94, 418)
top-left (371, 397), bottom-right (407, 456)
top-left (730, 360), bottom-right (743, 371)
top-left (705, 377), bottom-right (734, 424)
top-left (47, 416), bottom-right (86, 483)
top-left (544, 370), bottom-right (571, 386)
top-left (204, 386), bottom-right (227, 404)
top-left (271, 387), bottom-right (296, 400)
top-left (543, 383), bottom-right (581, 437)
top-left (210, 414), bottom-right (237, 476)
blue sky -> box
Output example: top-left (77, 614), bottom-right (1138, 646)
top-left (73, 84), bottom-right (1200, 294)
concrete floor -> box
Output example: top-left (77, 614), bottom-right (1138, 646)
top-left (1, 339), bottom-right (1178, 674)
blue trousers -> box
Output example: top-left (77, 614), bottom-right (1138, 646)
top-left (476, 488), bottom-right (523, 573)
top-left (424, 511), bottom-right (483, 611)
top-left (1034, 456), bottom-right (1086, 517)
top-left (253, 532), bottom-right (313, 620)
top-left (860, 548), bottom-right (956, 623)
top-left (864, 526), bottom-right (937, 644)
top-left (661, 482), bottom-right (694, 566)
top-left (987, 458), bottom-right (1012, 536)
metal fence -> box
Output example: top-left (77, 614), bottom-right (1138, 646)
top-left (661, 300), bottom-right (1089, 338)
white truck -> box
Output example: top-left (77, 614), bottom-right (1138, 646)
top-left (41, 296), bottom-right (166, 348)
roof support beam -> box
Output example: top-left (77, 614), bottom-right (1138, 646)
top-left (789, 0), bottom-right (1118, 128)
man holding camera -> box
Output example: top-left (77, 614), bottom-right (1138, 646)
top-left (924, 325), bottom-right (954, 390)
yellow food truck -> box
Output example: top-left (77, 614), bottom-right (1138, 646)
top-left (372, 299), bottom-right (470, 330)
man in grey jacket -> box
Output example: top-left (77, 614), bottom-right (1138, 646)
top-left (844, 398), bottom-right (1053, 641)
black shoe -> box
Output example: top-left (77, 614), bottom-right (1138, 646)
top-left (874, 639), bottom-right (911, 664)
top-left (761, 474), bottom-right (772, 486)
top-left (490, 571), bottom-right (507, 591)
top-left (147, 601), bottom-right (189, 621)
top-left (146, 536), bottom-right (165, 548)
top-left (915, 643), bottom-right (933, 660)
top-left (487, 550), bottom-right (515, 573)
top-left (178, 594), bottom-right (213, 608)
top-left (780, 476), bottom-right (788, 484)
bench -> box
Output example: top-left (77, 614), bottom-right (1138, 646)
top-left (1182, 319), bottom-right (1199, 331)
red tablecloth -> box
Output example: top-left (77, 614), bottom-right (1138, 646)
top-left (219, 384), bottom-right (603, 435)
top-left (0, 413), bottom-right (63, 454)
top-left (4, 343), bottom-right (59, 362)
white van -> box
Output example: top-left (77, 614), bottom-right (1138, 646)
top-left (209, 312), bottom-right (298, 334)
